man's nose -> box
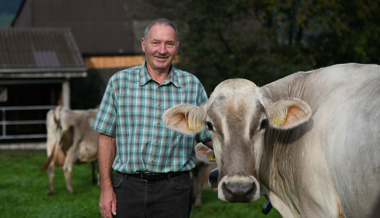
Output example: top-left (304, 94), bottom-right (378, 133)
top-left (158, 44), bottom-right (167, 54)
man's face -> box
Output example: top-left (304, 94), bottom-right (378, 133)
top-left (142, 23), bottom-right (179, 73)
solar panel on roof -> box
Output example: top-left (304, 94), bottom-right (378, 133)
top-left (33, 51), bottom-right (61, 67)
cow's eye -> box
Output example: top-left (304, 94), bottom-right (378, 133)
top-left (206, 122), bottom-right (214, 131)
top-left (260, 119), bottom-right (268, 130)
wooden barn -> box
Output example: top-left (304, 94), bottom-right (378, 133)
top-left (1, 0), bottom-right (165, 149)
top-left (0, 28), bottom-right (86, 147)
top-left (12, 0), bottom-right (156, 73)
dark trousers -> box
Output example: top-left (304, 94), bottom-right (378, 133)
top-left (112, 171), bottom-right (192, 218)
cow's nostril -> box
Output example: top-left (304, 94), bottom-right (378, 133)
top-left (222, 181), bottom-right (256, 202)
top-left (208, 168), bottom-right (219, 189)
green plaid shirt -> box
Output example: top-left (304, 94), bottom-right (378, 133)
top-left (93, 62), bottom-right (211, 173)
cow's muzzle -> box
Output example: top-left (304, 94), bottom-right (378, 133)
top-left (218, 175), bottom-right (259, 203)
top-left (208, 168), bottom-right (219, 189)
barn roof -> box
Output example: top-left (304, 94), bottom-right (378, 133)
top-left (0, 28), bottom-right (86, 78)
top-left (11, 0), bottom-right (156, 56)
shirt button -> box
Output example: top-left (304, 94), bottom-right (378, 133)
top-left (151, 160), bottom-right (154, 163)
top-left (158, 103), bottom-right (161, 107)
top-left (156, 122), bottom-right (160, 125)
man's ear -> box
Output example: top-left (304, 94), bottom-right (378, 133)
top-left (163, 104), bottom-right (207, 135)
top-left (175, 41), bottom-right (180, 53)
top-left (266, 98), bottom-right (312, 130)
top-left (141, 38), bottom-right (146, 52)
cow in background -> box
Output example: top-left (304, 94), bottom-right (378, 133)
top-left (40, 107), bottom-right (99, 195)
top-left (191, 144), bottom-right (217, 207)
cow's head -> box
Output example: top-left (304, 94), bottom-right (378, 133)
top-left (163, 79), bottom-right (311, 203)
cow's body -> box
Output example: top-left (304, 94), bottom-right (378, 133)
top-left (191, 143), bottom-right (218, 207)
top-left (41, 107), bottom-right (99, 195)
top-left (191, 159), bottom-right (217, 207)
top-left (163, 63), bottom-right (380, 217)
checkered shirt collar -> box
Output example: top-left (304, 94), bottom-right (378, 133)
top-left (139, 61), bottom-right (181, 88)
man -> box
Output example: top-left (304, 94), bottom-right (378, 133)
top-left (93, 18), bottom-right (212, 218)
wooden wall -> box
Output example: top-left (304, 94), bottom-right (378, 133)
top-left (84, 55), bottom-right (145, 69)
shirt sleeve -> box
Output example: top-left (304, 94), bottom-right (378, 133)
top-left (93, 75), bottom-right (117, 137)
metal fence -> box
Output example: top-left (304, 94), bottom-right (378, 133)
top-left (0, 105), bottom-right (56, 140)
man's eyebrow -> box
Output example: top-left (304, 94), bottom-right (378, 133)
top-left (151, 39), bottom-right (176, 44)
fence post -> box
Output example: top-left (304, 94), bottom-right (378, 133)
top-left (1, 108), bottom-right (5, 138)
top-left (62, 79), bottom-right (70, 109)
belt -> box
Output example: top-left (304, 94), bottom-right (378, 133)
top-left (117, 171), bottom-right (186, 181)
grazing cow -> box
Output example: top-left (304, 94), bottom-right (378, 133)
top-left (163, 63), bottom-right (380, 217)
top-left (41, 107), bottom-right (99, 195)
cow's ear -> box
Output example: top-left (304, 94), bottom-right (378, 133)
top-left (195, 143), bottom-right (215, 163)
top-left (266, 98), bottom-right (312, 129)
top-left (163, 104), bottom-right (207, 135)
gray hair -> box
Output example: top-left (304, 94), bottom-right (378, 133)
top-left (144, 18), bottom-right (179, 41)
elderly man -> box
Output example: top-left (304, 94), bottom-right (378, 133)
top-left (93, 18), bottom-right (212, 218)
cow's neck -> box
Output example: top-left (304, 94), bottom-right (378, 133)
top-left (259, 72), bottom-right (318, 216)
top-left (259, 128), bottom-right (304, 217)
top-left (261, 72), bottom-right (310, 101)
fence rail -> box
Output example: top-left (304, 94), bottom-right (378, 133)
top-left (0, 105), bottom-right (56, 140)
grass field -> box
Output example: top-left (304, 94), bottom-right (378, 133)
top-left (0, 151), bottom-right (282, 218)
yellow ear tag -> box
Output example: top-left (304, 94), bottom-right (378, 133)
top-left (282, 116), bottom-right (287, 125)
top-left (273, 116), bottom-right (287, 126)
top-left (188, 121), bottom-right (202, 130)
top-left (273, 117), bottom-right (279, 125)
top-left (209, 154), bottom-right (216, 162)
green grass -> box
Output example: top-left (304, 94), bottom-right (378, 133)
top-left (190, 191), bottom-right (281, 218)
top-left (0, 151), bottom-right (282, 218)
top-left (0, 151), bottom-right (101, 218)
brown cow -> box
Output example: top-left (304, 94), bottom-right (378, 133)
top-left (41, 107), bottom-right (99, 195)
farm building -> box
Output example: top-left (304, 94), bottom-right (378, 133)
top-left (0, 28), bottom-right (86, 147)
top-left (12, 0), bottom-right (156, 69)
top-left (1, 0), bottom-right (166, 149)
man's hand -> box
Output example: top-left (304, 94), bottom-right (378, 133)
top-left (98, 134), bottom-right (117, 217)
top-left (99, 186), bottom-right (117, 218)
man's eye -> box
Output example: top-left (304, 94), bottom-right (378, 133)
top-left (206, 122), bottom-right (214, 131)
top-left (166, 43), bottom-right (174, 48)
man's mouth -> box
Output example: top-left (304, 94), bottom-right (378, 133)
top-left (154, 55), bottom-right (169, 60)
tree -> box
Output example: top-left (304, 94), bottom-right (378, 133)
top-left (126, 0), bottom-right (380, 93)
top-left (250, 0), bottom-right (380, 66)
